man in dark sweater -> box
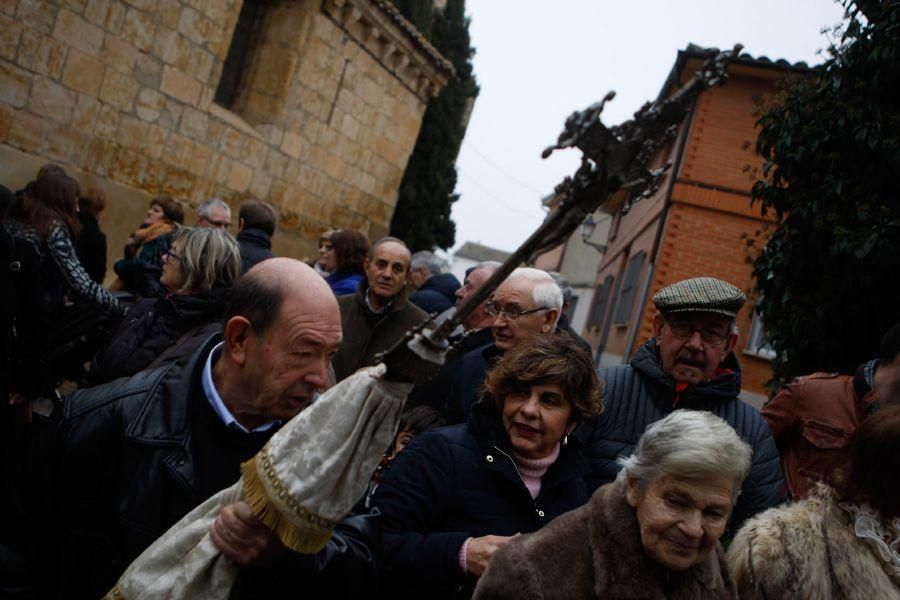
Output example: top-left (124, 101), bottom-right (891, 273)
top-left (4, 259), bottom-right (380, 598)
top-left (236, 198), bottom-right (276, 272)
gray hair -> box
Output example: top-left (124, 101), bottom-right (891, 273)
top-left (617, 410), bottom-right (752, 502)
top-left (507, 268), bottom-right (563, 327)
top-left (548, 271), bottom-right (572, 304)
top-left (198, 198), bottom-right (231, 219)
top-left (173, 226), bottom-right (241, 293)
top-left (410, 250), bottom-right (444, 276)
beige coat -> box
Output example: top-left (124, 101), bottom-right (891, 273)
top-left (473, 481), bottom-right (737, 600)
top-left (727, 485), bottom-right (900, 599)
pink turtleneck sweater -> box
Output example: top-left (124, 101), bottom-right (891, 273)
top-left (458, 443), bottom-right (562, 573)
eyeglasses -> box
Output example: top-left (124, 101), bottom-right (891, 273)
top-left (163, 248), bottom-right (181, 262)
top-left (665, 318), bottom-right (729, 345)
top-left (484, 302), bottom-right (548, 321)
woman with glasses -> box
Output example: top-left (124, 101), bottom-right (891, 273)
top-left (90, 227), bottom-right (240, 384)
top-left (372, 334), bottom-right (603, 599)
top-left (112, 195), bottom-right (184, 298)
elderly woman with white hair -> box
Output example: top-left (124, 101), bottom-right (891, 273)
top-left (90, 226), bottom-right (241, 383)
top-left (473, 410), bottom-right (751, 599)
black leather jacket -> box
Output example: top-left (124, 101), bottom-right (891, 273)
top-left (11, 335), bottom-right (380, 599)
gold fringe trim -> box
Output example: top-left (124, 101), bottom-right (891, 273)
top-left (103, 586), bottom-right (127, 600)
top-left (240, 448), bottom-right (337, 554)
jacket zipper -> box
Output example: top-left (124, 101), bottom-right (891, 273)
top-left (491, 443), bottom-right (546, 511)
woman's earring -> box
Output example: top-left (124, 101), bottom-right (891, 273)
top-left (562, 433), bottom-right (568, 447)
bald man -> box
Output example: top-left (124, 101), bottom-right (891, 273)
top-left (12, 260), bottom-right (359, 598)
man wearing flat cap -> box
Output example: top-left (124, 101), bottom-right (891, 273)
top-left (578, 276), bottom-right (784, 530)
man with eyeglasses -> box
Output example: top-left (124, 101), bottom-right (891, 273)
top-left (439, 268), bottom-right (563, 424)
top-left (196, 198), bottom-right (232, 230)
top-left (578, 276), bottom-right (784, 531)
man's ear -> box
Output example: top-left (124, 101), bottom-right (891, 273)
top-left (224, 316), bottom-right (253, 365)
top-left (723, 330), bottom-right (739, 357)
top-left (541, 308), bottom-right (560, 333)
top-left (238, 217), bottom-right (245, 231)
top-left (652, 313), bottom-right (664, 340)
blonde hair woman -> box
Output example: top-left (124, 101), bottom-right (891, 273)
top-left (91, 227), bottom-right (240, 383)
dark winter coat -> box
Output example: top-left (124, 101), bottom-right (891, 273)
top-left (9, 335), bottom-right (381, 599)
top-left (90, 289), bottom-right (229, 384)
top-left (114, 227), bottom-right (176, 298)
top-left (576, 338), bottom-right (785, 530)
top-left (440, 342), bottom-right (499, 424)
top-left (75, 213), bottom-right (107, 284)
top-left (326, 271), bottom-right (365, 297)
top-left (372, 401), bottom-right (592, 599)
top-left (474, 480), bottom-right (737, 600)
top-left (410, 272), bottom-right (461, 315)
top-left (332, 283), bottom-right (429, 382)
top-left (236, 227), bottom-right (274, 273)
top-left (556, 312), bottom-right (593, 356)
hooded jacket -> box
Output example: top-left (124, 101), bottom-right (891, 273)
top-left (373, 401), bottom-right (592, 599)
top-left (410, 272), bottom-right (461, 315)
top-left (332, 282), bottom-right (429, 383)
top-left (577, 338), bottom-right (784, 530)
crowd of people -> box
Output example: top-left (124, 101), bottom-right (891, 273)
top-left (1, 163), bottom-right (899, 599)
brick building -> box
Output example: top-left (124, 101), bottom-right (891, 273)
top-left (580, 45), bottom-right (809, 403)
top-left (0, 0), bottom-right (453, 274)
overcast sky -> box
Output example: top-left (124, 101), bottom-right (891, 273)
top-left (450, 0), bottom-right (847, 254)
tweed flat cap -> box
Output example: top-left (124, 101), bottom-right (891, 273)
top-left (652, 277), bottom-right (746, 318)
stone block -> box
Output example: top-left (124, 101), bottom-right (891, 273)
top-left (45, 124), bottom-right (87, 164)
top-left (120, 7), bottom-right (156, 53)
top-left (178, 5), bottom-right (213, 46)
top-left (93, 103), bottom-right (119, 139)
top-left (157, 0), bottom-right (181, 30)
top-left (160, 65), bottom-right (201, 105)
top-left (153, 27), bottom-right (191, 71)
top-left (157, 97), bottom-right (183, 130)
top-left (7, 109), bottom-right (48, 152)
top-left (323, 153), bottom-right (346, 180)
top-left (162, 131), bottom-right (193, 167)
top-left (264, 147), bottom-right (288, 179)
top-left (52, 8), bottom-right (104, 55)
top-left (186, 142), bottom-right (212, 176)
top-left (219, 126), bottom-right (245, 159)
top-left (81, 137), bottom-right (116, 174)
top-left (61, 49), bottom-right (105, 96)
top-left (98, 69), bottom-right (139, 111)
top-left (0, 0), bottom-right (16, 17)
top-left (0, 13), bottom-right (22, 61)
top-left (179, 106), bottom-right (209, 139)
top-left (255, 123), bottom-right (284, 147)
top-left (135, 87), bottom-right (165, 122)
top-left (17, 1), bottom-right (57, 35)
top-left (162, 166), bottom-right (197, 199)
top-left (226, 161), bottom-right (253, 192)
top-left (0, 103), bottom-right (12, 142)
top-left (144, 124), bottom-right (169, 159)
top-left (339, 112), bottom-right (361, 142)
top-left (204, 117), bottom-right (225, 146)
top-left (28, 76), bottom-right (76, 122)
top-left (132, 53), bottom-right (163, 88)
top-left (116, 114), bottom-right (148, 149)
top-left (72, 92), bottom-right (101, 131)
top-left (206, 152), bottom-right (230, 183)
top-left (249, 169), bottom-right (272, 199)
top-left (240, 136), bottom-right (267, 169)
top-left (17, 28), bottom-right (67, 79)
top-left (0, 59), bottom-right (31, 108)
top-left (280, 130), bottom-right (305, 159)
top-left (100, 36), bottom-right (139, 74)
top-left (185, 46), bottom-right (214, 84)
top-left (109, 146), bottom-right (147, 188)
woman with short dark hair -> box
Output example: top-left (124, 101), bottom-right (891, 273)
top-left (324, 229), bottom-right (370, 296)
top-left (113, 195), bottom-right (184, 297)
top-left (91, 227), bottom-right (240, 383)
top-left (373, 334), bottom-right (603, 598)
top-left (728, 404), bottom-right (900, 599)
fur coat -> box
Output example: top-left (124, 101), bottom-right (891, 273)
top-left (727, 485), bottom-right (900, 599)
top-left (473, 480), bottom-right (737, 600)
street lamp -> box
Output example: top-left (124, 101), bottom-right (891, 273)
top-left (580, 215), bottom-right (607, 253)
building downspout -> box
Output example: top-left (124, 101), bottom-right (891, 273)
top-left (620, 100), bottom-right (697, 362)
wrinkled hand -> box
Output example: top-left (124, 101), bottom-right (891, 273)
top-left (210, 501), bottom-right (286, 566)
top-left (465, 534), bottom-right (516, 578)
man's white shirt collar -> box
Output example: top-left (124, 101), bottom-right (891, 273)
top-left (202, 342), bottom-right (280, 434)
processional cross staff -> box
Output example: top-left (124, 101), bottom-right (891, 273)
top-left (105, 45), bottom-right (742, 600)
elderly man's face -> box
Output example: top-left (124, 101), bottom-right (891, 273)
top-left (490, 279), bottom-right (557, 352)
top-left (198, 205), bottom-right (231, 230)
top-left (365, 241), bottom-right (409, 303)
top-left (456, 267), bottom-right (494, 330)
top-left (626, 474), bottom-right (735, 571)
top-left (238, 294), bottom-right (342, 422)
top-left (653, 312), bottom-right (737, 385)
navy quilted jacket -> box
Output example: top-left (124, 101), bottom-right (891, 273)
top-left (576, 338), bottom-right (785, 530)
